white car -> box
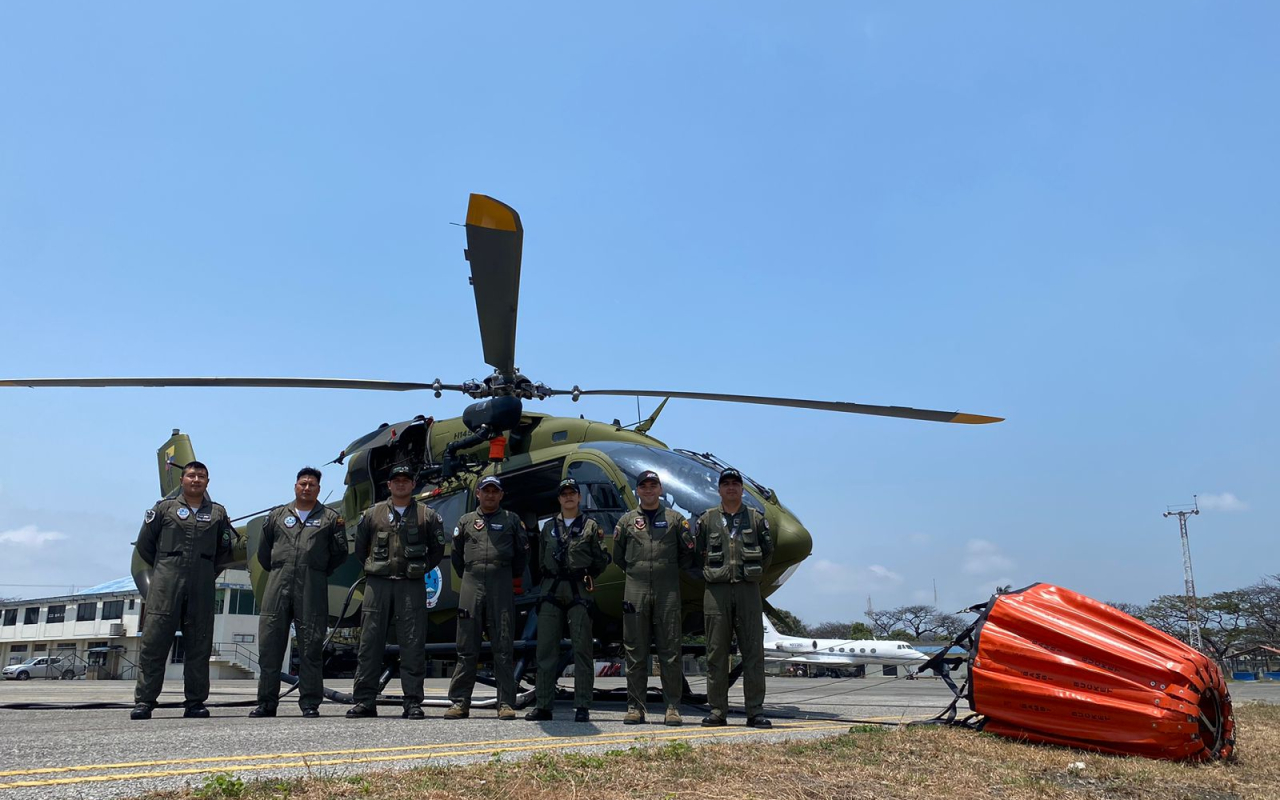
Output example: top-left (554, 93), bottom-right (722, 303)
top-left (2, 656), bottom-right (83, 680)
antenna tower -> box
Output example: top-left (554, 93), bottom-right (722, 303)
top-left (1163, 496), bottom-right (1203, 651)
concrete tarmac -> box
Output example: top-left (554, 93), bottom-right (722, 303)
top-left (0, 676), bottom-right (1275, 799)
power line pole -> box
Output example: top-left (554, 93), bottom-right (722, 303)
top-left (1163, 496), bottom-right (1203, 651)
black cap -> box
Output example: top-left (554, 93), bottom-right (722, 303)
top-left (558, 478), bottom-right (580, 493)
top-left (636, 470), bottom-right (661, 485)
top-left (718, 468), bottom-right (743, 485)
top-left (477, 475), bottom-right (503, 491)
top-left (388, 465), bottom-right (415, 480)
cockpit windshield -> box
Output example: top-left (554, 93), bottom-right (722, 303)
top-left (585, 442), bottom-right (764, 519)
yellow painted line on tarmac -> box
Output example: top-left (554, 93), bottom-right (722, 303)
top-left (0, 721), bottom-right (851, 790)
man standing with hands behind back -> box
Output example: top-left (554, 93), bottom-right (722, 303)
top-left (347, 465), bottom-right (445, 719)
top-left (131, 461), bottom-right (238, 720)
top-left (613, 470), bottom-right (695, 726)
top-left (445, 476), bottom-right (528, 720)
top-left (252, 467), bottom-right (347, 718)
top-left (695, 468), bottom-right (773, 728)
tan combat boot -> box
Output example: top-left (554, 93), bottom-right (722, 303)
top-left (497, 704), bottom-right (517, 721)
top-left (623, 708), bottom-right (646, 725)
top-left (664, 707), bottom-right (682, 726)
top-left (443, 703), bottom-right (470, 720)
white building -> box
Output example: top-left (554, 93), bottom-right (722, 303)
top-left (1, 570), bottom-right (262, 681)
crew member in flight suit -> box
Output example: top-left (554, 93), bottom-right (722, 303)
top-left (251, 467), bottom-right (347, 718)
top-left (131, 461), bottom-right (238, 720)
top-left (445, 475), bottom-right (529, 720)
top-left (524, 478), bottom-right (611, 722)
top-left (346, 465), bottom-right (445, 719)
top-left (695, 468), bottom-right (774, 728)
top-left (614, 470), bottom-right (695, 726)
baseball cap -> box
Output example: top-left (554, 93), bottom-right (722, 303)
top-left (558, 478), bottom-right (580, 493)
top-left (718, 468), bottom-right (743, 485)
top-left (636, 470), bottom-right (661, 485)
top-left (388, 465), bottom-right (415, 480)
top-left (477, 475), bottom-right (503, 491)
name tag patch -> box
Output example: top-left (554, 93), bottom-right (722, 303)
top-left (305, 519), bottom-right (321, 527)
top-left (654, 520), bottom-right (668, 528)
top-left (196, 513), bottom-right (212, 522)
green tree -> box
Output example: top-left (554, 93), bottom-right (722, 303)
top-left (867, 605), bottom-right (967, 641)
top-left (810, 621), bottom-right (853, 639)
top-left (766, 607), bottom-right (808, 637)
top-left (847, 622), bottom-right (875, 639)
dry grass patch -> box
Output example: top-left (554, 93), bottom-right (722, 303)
top-left (145, 702), bottom-right (1279, 800)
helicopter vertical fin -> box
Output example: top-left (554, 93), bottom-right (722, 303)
top-left (634, 397), bottom-right (669, 435)
top-left (156, 429), bottom-right (196, 499)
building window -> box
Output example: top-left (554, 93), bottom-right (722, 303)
top-left (86, 641), bottom-right (109, 666)
top-left (102, 600), bottom-right (124, 620)
top-left (46, 605), bottom-right (66, 624)
top-left (77, 603), bottom-right (97, 622)
top-left (229, 589), bottom-right (258, 615)
top-left (214, 589), bottom-right (226, 615)
top-left (129, 599), bottom-right (136, 610)
top-left (23, 607), bottom-right (39, 625)
top-left (55, 642), bottom-right (75, 651)
top-left (232, 633), bottom-right (255, 644)
top-left (7, 644), bottom-right (28, 664)
top-left (2, 609), bottom-right (15, 626)
top-left (33, 643), bottom-right (46, 652)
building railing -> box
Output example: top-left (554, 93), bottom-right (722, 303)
top-left (210, 641), bottom-right (260, 675)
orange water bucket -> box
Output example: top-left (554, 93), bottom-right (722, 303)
top-left (925, 583), bottom-right (1233, 761)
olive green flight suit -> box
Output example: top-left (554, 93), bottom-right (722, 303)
top-left (695, 506), bottom-right (774, 720)
top-left (352, 499), bottom-right (445, 710)
top-left (614, 506), bottom-right (694, 713)
top-left (255, 503), bottom-right (347, 712)
top-left (448, 509), bottom-right (528, 710)
top-left (532, 515), bottom-right (611, 711)
top-left (134, 496), bottom-right (237, 709)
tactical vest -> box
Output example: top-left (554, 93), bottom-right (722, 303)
top-left (363, 501), bottom-right (437, 579)
top-left (699, 507), bottom-right (768, 584)
top-left (539, 516), bottom-right (606, 577)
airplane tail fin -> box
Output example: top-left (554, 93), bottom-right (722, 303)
top-left (156, 429), bottom-right (196, 499)
top-left (761, 613), bottom-right (777, 639)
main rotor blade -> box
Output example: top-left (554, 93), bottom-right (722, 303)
top-left (553, 387), bottom-right (1003, 424)
top-left (0, 377), bottom-right (467, 392)
top-left (465, 194), bottom-right (523, 377)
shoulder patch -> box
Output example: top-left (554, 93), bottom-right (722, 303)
top-left (144, 509), bottom-right (156, 524)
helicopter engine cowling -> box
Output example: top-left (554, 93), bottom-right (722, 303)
top-left (462, 395), bottom-right (523, 433)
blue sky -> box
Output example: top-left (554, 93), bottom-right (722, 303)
top-left (1, 3), bottom-right (1275, 625)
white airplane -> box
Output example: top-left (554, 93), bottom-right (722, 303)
top-left (761, 614), bottom-right (931, 672)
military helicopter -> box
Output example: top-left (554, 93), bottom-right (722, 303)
top-left (2, 194), bottom-right (1002, 684)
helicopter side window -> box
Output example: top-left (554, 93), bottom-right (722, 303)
top-left (424, 491), bottom-right (469, 536)
top-left (566, 459), bottom-right (626, 533)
